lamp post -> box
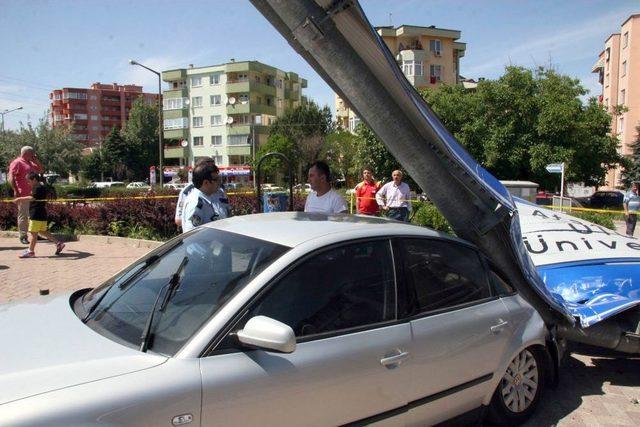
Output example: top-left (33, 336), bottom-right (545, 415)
top-left (1, 106), bottom-right (23, 134)
top-left (129, 60), bottom-right (163, 186)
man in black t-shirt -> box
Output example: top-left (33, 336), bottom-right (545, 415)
top-left (13, 172), bottom-right (65, 258)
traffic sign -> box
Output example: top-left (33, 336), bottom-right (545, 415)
top-left (545, 163), bottom-right (564, 174)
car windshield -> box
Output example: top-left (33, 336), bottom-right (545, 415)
top-left (80, 228), bottom-right (289, 356)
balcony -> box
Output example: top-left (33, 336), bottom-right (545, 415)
top-left (162, 69), bottom-right (187, 82)
top-left (163, 109), bottom-right (188, 120)
top-left (227, 145), bottom-right (251, 156)
top-left (227, 124), bottom-right (268, 135)
top-left (164, 88), bottom-right (188, 98)
top-left (164, 145), bottom-right (187, 159)
top-left (226, 103), bottom-right (276, 116)
top-left (226, 81), bottom-right (276, 96)
top-left (164, 128), bottom-right (188, 140)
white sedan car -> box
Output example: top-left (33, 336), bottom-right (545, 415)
top-left (0, 213), bottom-right (560, 426)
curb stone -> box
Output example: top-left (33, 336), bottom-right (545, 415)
top-left (0, 230), bottom-right (164, 249)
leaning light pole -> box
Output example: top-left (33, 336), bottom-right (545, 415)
top-left (129, 60), bottom-right (163, 186)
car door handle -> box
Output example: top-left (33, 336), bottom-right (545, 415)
top-left (380, 350), bottom-right (409, 368)
top-left (490, 320), bottom-right (509, 334)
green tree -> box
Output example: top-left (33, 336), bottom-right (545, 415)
top-left (322, 130), bottom-right (359, 186)
top-left (353, 123), bottom-right (417, 188)
top-left (102, 127), bottom-right (129, 180)
top-left (80, 150), bottom-right (107, 182)
top-left (266, 101), bottom-right (334, 181)
top-left (255, 134), bottom-right (297, 183)
top-left (419, 66), bottom-right (621, 189)
top-left (120, 97), bottom-right (159, 179)
top-left (623, 124), bottom-right (640, 184)
top-left (1, 114), bottom-right (82, 177)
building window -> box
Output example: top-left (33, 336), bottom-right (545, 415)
top-left (66, 92), bottom-right (87, 100)
top-left (401, 60), bottom-right (423, 77)
top-left (605, 73), bottom-right (610, 87)
top-left (210, 95), bottom-right (222, 106)
top-left (211, 135), bottom-right (223, 146)
top-left (622, 61), bottom-right (627, 76)
top-left (90, 115), bottom-right (98, 120)
top-left (237, 73), bottom-right (248, 82)
top-left (348, 115), bottom-right (361, 133)
top-left (621, 89), bottom-right (626, 105)
top-left (213, 155), bottom-right (223, 165)
top-left (163, 117), bottom-right (189, 130)
top-left (210, 115), bottom-right (223, 126)
top-left (193, 136), bottom-right (204, 146)
top-left (193, 116), bottom-right (203, 128)
top-left (163, 97), bottom-right (188, 110)
top-left (73, 113), bottom-right (87, 120)
top-left (228, 134), bottom-right (249, 145)
top-left (276, 79), bottom-right (283, 88)
top-left (430, 65), bottom-right (443, 82)
top-left (239, 94), bottom-right (249, 104)
top-left (210, 73), bottom-right (222, 85)
top-left (619, 117), bottom-right (624, 134)
top-left (191, 77), bottom-right (202, 87)
top-left (430, 39), bottom-right (442, 56)
top-left (623, 32), bottom-right (629, 48)
top-left (53, 94), bottom-right (62, 100)
top-left (192, 96), bottom-right (203, 108)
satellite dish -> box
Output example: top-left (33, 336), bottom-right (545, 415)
top-left (180, 140), bottom-right (188, 147)
top-left (226, 116), bottom-right (234, 124)
top-left (184, 99), bottom-right (190, 105)
top-left (228, 96), bottom-right (236, 105)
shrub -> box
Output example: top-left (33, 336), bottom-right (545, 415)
top-left (568, 210), bottom-right (616, 230)
top-left (411, 202), bottom-right (453, 233)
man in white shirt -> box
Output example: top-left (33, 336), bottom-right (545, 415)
top-left (376, 170), bottom-right (411, 222)
top-left (182, 163), bottom-right (231, 233)
top-left (304, 161), bottom-right (348, 214)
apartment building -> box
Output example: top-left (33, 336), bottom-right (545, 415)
top-left (161, 60), bottom-right (307, 172)
top-left (49, 83), bottom-right (158, 147)
top-left (592, 14), bottom-right (640, 189)
top-left (336, 24), bottom-right (466, 131)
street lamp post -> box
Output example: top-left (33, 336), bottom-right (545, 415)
top-left (0, 106), bottom-right (23, 134)
top-left (129, 60), bottom-right (163, 186)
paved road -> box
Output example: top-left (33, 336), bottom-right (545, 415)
top-left (1, 235), bottom-right (639, 426)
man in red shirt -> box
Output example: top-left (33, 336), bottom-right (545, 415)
top-left (354, 167), bottom-right (381, 215)
top-left (8, 146), bottom-right (43, 244)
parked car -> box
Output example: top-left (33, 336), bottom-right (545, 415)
top-left (0, 214), bottom-right (560, 426)
top-left (292, 183), bottom-right (312, 193)
top-left (585, 190), bottom-right (624, 209)
top-left (90, 181), bottom-right (125, 189)
top-left (126, 182), bottom-right (151, 189)
top-left (163, 183), bottom-right (188, 191)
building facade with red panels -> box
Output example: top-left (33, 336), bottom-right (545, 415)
top-left (49, 83), bottom-right (159, 149)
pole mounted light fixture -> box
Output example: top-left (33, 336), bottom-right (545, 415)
top-left (1, 106), bottom-right (24, 134)
top-left (129, 59), bottom-right (164, 186)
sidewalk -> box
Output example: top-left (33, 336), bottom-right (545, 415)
top-left (0, 235), bottom-right (158, 302)
top-left (0, 235), bottom-right (639, 426)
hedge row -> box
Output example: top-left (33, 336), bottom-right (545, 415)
top-left (0, 192), bottom-right (307, 241)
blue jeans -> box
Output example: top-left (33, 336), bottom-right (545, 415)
top-left (388, 207), bottom-right (409, 222)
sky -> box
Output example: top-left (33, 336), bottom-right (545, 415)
top-left (0, 0), bottom-right (637, 131)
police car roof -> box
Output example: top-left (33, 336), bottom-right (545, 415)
top-left (203, 212), bottom-right (461, 248)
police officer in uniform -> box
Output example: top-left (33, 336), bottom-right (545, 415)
top-left (175, 157), bottom-right (218, 227)
top-left (182, 162), bottom-right (230, 233)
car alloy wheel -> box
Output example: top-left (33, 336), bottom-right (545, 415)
top-left (500, 348), bottom-right (539, 413)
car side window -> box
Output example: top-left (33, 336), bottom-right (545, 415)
top-left (244, 240), bottom-right (396, 338)
top-left (400, 239), bottom-right (492, 316)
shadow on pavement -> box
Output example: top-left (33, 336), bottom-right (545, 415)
top-left (0, 265), bottom-right (8, 270)
top-left (0, 246), bottom-right (29, 251)
top-left (41, 250), bottom-right (94, 260)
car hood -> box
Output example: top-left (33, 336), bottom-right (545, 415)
top-left (0, 293), bottom-right (167, 405)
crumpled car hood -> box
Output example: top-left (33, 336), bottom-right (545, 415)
top-left (0, 294), bottom-right (166, 405)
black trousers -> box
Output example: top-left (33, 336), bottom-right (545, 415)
top-left (626, 213), bottom-right (637, 237)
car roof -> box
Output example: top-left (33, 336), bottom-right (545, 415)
top-left (203, 212), bottom-right (463, 248)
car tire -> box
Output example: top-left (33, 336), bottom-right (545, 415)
top-left (486, 346), bottom-right (546, 426)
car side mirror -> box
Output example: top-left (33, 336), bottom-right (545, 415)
top-left (237, 316), bottom-right (296, 353)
